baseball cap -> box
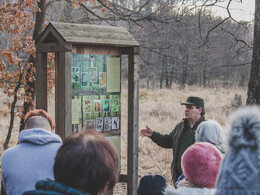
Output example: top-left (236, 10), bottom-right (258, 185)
top-left (181, 96), bottom-right (204, 108)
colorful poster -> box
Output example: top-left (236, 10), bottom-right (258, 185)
top-left (104, 99), bottom-right (110, 112)
top-left (96, 118), bottom-right (103, 131)
top-left (113, 99), bottom-right (119, 112)
top-left (112, 117), bottom-right (119, 130)
top-left (84, 100), bottom-right (91, 113)
top-left (71, 55), bottom-right (121, 134)
top-left (72, 67), bottom-right (80, 83)
top-left (94, 100), bottom-right (100, 113)
top-left (72, 98), bottom-right (80, 124)
top-left (90, 67), bottom-right (97, 83)
top-left (85, 120), bottom-right (95, 131)
top-left (72, 54), bottom-right (121, 95)
top-left (99, 72), bottom-right (106, 88)
top-left (107, 57), bottom-right (120, 92)
top-left (81, 72), bottom-right (88, 87)
top-left (104, 117), bottom-right (110, 131)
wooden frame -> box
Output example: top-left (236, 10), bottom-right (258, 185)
top-left (35, 22), bottom-right (140, 195)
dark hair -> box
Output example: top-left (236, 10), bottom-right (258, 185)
top-left (24, 109), bottom-right (55, 131)
top-left (137, 175), bottom-right (167, 195)
top-left (196, 106), bottom-right (205, 116)
top-left (54, 130), bottom-right (118, 194)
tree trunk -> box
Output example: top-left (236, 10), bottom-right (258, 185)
top-left (203, 69), bottom-right (206, 88)
top-left (160, 68), bottom-right (164, 89)
top-left (165, 66), bottom-right (169, 88)
top-left (152, 77), bottom-right (155, 91)
top-left (146, 78), bottom-right (149, 89)
top-left (181, 66), bottom-right (187, 88)
top-left (170, 66), bottom-right (174, 88)
top-left (19, 0), bottom-right (47, 131)
top-left (4, 73), bottom-right (22, 149)
top-left (247, 0), bottom-right (260, 105)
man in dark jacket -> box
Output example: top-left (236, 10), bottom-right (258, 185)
top-left (140, 96), bottom-right (205, 183)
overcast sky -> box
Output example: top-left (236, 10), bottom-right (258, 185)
top-left (211, 0), bottom-right (254, 22)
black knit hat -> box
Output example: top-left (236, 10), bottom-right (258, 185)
top-left (137, 175), bottom-right (166, 195)
top-left (181, 96), bottom-right (204, 108)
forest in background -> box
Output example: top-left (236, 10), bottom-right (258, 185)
top-left (0, 0), bottom-right (255, 149)
top-left (1, 0), bottom-right (253, 89)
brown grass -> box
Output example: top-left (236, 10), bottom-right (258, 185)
top-left (0, 82), bottom-right (247, 194)
top-left (136, 84), bottom-right (247, 182)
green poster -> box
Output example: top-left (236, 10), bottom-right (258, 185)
top-left (107, 57), bottom-right (121, 93)
top-left (72, 67), bottom-right (80, 83)
top-left (81, 72), bottom-right (88, 87)
top-left (104, 99), bottom-right (110, 112)
top-left (113, 99), bottom-right (119, 112)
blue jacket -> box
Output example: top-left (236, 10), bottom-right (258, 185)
top-left (23, 180), bottom-right (90, 195)
top-left (1, 128), bottom-right (62, 195)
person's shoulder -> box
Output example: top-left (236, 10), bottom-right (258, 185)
top-left (175, 119), bottom-right (186, 128)
top-left (173, 187), bottom-right (202, 195)
top-left (2, 144), bottom-right (20, 157)
top-left (170, 120), bottom-right (185, 135)
top-left (201, 188), bottom-right (216, 194)
top-left (1, 144), bottom-right (20, 165)
top-left (175, 187), bottom-right (216, 195)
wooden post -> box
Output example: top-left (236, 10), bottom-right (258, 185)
top-left (36, 52), bottom-right (48, 110)
top-left (127, 47), bottom-right (139, 195)
top-left (55, 51), bottom-right (72, 139)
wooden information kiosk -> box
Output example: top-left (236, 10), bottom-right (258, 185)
top-left (35, 22), bottom-right (140, 195)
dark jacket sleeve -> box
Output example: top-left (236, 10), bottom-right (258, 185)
top-left (150, 129), bottom-right (173, 148)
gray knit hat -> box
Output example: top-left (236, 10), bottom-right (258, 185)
top-left (215, 105), bottom-right (260, 195)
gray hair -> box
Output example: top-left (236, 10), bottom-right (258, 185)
top-left (195, 120), bottom-right (224, 153)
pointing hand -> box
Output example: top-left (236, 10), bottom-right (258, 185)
top-left (139, 125), bottom-right (153, 137)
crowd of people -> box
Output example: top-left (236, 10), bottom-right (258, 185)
top-left (1, 109), bottom-right (118, 195)
top-left (1, 96), bottom-right (260, 195)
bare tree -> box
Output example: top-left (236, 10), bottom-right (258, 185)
top-left (247, 0), bottom-right (260, 104)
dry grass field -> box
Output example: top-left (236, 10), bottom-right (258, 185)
top-left (0, 82), bottom-right (247, 194)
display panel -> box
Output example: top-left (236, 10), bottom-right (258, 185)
top-left (71, 54), bottom-right (121, 170)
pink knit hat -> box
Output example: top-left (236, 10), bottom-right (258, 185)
top-left (181, 142), bottom-right (222, 188)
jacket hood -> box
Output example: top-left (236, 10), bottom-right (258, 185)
top-left (228, 105), bottom-right (260, 150)
top-left (19, 128), bottom-right (62, 145)
top-left (23, 179), bottom-right (90, 195)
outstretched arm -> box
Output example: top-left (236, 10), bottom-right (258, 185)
top-left (139, 125), bottom-right (153, 137)
top-left (140, 125), bottom-right (173, 148)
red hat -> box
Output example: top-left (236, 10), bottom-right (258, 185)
top-left (181, 142), bottom-right (222, 188)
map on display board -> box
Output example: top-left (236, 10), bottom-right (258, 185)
top-left (71, 54), bottom-right (121, 159)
